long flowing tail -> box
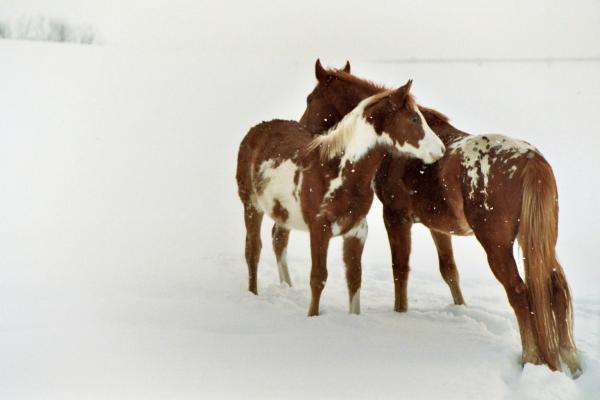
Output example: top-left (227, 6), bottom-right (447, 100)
top-left (518, 155), bottom-right (562, 371)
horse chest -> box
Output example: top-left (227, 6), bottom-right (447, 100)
top-left (253, 158), bottom-right (309, 231)
top-left (316, 162), bottom-right (375, 235)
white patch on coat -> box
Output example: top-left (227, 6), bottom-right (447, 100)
top-left (340, 115), bottom-right (381, 162)
top-left (344, 219), bottom-right (368, 243)
top-left (255, 159), bottom-right (308, 231)
top-left (320, 115), bottom-right (380, 205)
top-left (416, 106), bottom-right (446, 162)
top-left (450, 134), bottom-right (539, 208)
top-left (320, 104), bottom-right (444, 204)
top-left (313, 96), bottom-right (382, 206)
top-left (309, 93), bottom-right (387, 163)
top-left (378, 105), bottom-right (445, 164)
top-left (331, 222), bottom-right (342, 236)
top-left (318, 95), bottom-right (444, 209)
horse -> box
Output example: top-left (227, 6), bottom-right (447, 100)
top-left (294, 60), bottom-right (581, 375)
top-left (236, 81), bottom-right (445, 317)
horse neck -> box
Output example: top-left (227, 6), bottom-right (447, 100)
top-left (313, 103), bottom-right (388, 197)
top-left (328, 83), bottom-right (380, 127)
top-left (337, 84), bottom-right (470, 146)
top-left (334, 145), bottom-right (387, 196)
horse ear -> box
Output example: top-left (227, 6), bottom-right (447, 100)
top-left (315, 59), bottom-right (327, 82)
top-left (342, 60), bottom-right (351, 73)
top-left (390, 79), bottom-right (413, 107)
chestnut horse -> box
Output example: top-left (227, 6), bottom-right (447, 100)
top-left (237, 81), bottom-right (445, 317)
top-left (294, 60), bottom-right (580, 375)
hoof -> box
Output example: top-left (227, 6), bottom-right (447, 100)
top-left (394, 304), bottom-right (407, 313)
top-left (521, 350), bottom-right (544, 367)
top-left (307, 304), bottom-right (320, 317)
top-left (280, 278), bottom-right (292, 288)
top-left (451, 290), bottom-right (466, 306)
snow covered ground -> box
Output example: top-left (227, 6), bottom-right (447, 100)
top-left (1, 1), bottom-right (599, 399)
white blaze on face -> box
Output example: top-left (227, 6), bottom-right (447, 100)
top-left (378, 105), bottom-right (445, 164)
top-left (415, 106), bottom-right (446, 162)
top-left (255, 159), bottom-right (308, 231)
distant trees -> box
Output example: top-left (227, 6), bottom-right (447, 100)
top-left (0, 16), bottom-right (97, 44)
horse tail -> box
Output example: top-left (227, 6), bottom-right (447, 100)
top-left (518, 154), bottom-right (561, 370)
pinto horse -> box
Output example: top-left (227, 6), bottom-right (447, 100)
top-left (294, 60), bottom-right (580, 375)
top-left (237, 81), bottom-right (445, 317)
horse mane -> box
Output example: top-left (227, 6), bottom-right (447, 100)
top-left (330, 69), bottom-right (387, 95)
top-left (306, 90), bottom-right (394, 160)
top-left (332, 67), bottom-right (450, 124)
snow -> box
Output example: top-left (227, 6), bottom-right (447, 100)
top-left (1, 1), bottom-right (599, 399)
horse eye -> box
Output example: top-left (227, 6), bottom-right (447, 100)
top-left (411, 115), bottom-right (419, 124)
top-left (307, 95), bottom-right (312, 104)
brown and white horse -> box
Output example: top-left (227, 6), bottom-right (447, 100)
top-left (237, 81), bottom-right (445, 317)
top-left (294, 60), bottom-right (580, 375)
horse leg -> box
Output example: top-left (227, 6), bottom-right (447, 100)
top-left (551, 262), bottom-right (581, 376)
top-left (343, 219), bottom-right (367, 315)
top-left (307, 227), bottom-right (331, 317)
top-left (477, 236), bottom-right (542, 366)
top-left (430, 230), bottom-right (465, 306)
top-left (244, 204), bottom-right (263, 295)
top-left (383, 207), bottom-right (412, 312)
top-left (272, 223), bottom-right (292, 287)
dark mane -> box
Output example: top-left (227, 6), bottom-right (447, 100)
top-left (329, 68), bottom-right (388, 95)
top-left (330, 68), bottom-right (450, 123)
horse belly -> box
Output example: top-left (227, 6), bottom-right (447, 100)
top-left (254, 159), bottom-right (308, 231)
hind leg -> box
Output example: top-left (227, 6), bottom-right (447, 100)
top-left (272, 224), bottom-right (292, 287)
top-left (343, 219), bottom-right (367, 315)
top-left (383, 207), bottom-right (412, 312)
top-left (552, 263), bottom-right (581, 376)
top-left (477, 234), bottom-right (542, 366)
top-left (244, 204), bottom-right (263, 294)
top-left (430, 230), bottom-right (465, 306)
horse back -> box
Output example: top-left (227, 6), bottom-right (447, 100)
top-left (236, 119), bottom-right (312, 204)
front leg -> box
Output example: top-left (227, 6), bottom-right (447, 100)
top-left (383, 207), bottom-right (412, 312)
top-left (307, 226), bottom-right (331, 317)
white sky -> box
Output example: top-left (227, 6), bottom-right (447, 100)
top-left (2, 0), bottom-right (600, 59)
